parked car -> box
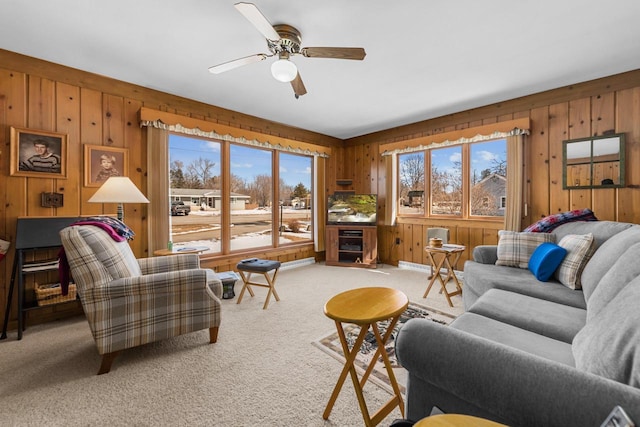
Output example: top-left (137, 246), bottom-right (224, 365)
top-left (170, 201), bottom-right (191, 216)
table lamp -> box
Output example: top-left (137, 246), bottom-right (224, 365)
top-left (88, 177), bottom-right (150, 221)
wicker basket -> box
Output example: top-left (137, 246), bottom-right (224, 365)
top-left (34, 283), bottom-right (77, 306)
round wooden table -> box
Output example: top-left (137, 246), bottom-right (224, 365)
top-left (322, 287), bottom-right (409, 427)
top-left (415, 414), bottom-right (507, 427)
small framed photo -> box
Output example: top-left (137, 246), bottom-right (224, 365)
top-left (10, 127), bottom-right (68, 178)
top-left (84, 145), bottom-right (129, 187)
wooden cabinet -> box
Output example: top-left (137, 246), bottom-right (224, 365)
top-left (325, 225), bottom-right (377, 268)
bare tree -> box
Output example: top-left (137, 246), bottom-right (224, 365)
top-left (491, 152), bottom-right (507, 176)
top-left (249, 174), bottom-right (272, 207)
top-left (170, 160), bottom-right (186, 188)
top-left (230, 174), bottom-right (247, 194)
top-left (187, 157), bottom-right (216, 188)
top-left (399, 153), bottom-right (424, 198)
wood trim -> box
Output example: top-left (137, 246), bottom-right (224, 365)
top-left (378, 118), bottom-right (530, 154)
top-left (146, 127), bottom-right (169, 253)
top-left (139, 107), bottom-right (332, 156)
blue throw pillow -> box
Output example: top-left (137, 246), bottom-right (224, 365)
top-left (528, 242), bottom-right (567, 281)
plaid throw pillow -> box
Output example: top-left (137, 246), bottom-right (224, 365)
top-left (495, 231), bottom-right (556, 269)
top-left (523, 208), bottom-right (598, 233)
top-left (554, 233), bottom-right (595, 289)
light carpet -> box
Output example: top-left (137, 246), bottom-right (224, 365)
top-left (0, 263), bottom-right (463, 427)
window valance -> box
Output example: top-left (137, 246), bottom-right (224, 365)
top-left (379, 118), bottom-right (530, 156)
top-left (139, 107), bottom-right (330, 158)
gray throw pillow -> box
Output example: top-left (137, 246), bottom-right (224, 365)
top-left (573, 275), bottom-right (640, 387)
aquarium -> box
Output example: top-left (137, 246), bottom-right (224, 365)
top-left (327, 194), bottom-right (377, 225)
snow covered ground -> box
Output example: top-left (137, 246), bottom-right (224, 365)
top-left (171, 207), bottom-right (312, 253)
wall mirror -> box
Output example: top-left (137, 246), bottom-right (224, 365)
top-left (563, 133), bottom-right (625, 189)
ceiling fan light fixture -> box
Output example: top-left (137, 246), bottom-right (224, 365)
top-left (271, 58), bottom-right (297, 82)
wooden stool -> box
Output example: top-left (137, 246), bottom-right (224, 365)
top-left (236, 259), bottom-right (281, 309)
top-left (323, 287), bottom-right (409, 427)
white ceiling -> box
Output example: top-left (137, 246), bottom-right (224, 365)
top-left (3, 1), bottom-right (640, 139)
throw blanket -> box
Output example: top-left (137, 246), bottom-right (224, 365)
top-left (523, 208), bottom-right (598, 233)
top-left (58, 217), bottom-right (135, 295)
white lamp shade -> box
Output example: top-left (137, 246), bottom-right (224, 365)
top-left (88, 177), bottom-right (150, 204)
top-left (271, 59), bottom-right (298, 82)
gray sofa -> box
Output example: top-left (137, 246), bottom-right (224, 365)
top-left (396, 221), bottom-right (640, 426)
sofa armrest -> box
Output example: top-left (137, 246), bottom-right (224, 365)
top-left (472, 245), bottom-right (498, 264)
top-left (395, 318), bottom-right (640, 426)
top-left (137, 253), bottom-right (201, 274)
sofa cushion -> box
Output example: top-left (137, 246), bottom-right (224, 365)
top-left (468, 289), bottom-right (586, 343)
top-left (523, 208), bottom-right (598, 233)
top-left (554, 233), bottom-right (595, 290)
top-left (451, 313), bottom-right (575, 366)
top-left (77, 225), bottom-right (142, 280)
top-left (573, 275), bottom-right (640, 387)
top-left (528, 242), bottom-right (567, 281)
top-left (551, 221), bottom-right (634, 248)
top-left (462, 260), bottom-right (587, 310)
top-left (586, 242), bottom-right (640, 322)
top-left (495, 231), bottom-right (555, 269)
top-left (580, 225), bottom-right (640, 301)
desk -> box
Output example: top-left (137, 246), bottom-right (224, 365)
top-left (424, 244), bottom-right (465, 307)
top-left (322, 287), bottom-right (408, 427)
top-left (414, 414), bottom-right (507, 427)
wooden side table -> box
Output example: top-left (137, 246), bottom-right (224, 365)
top-left (424, 244), bottom-right (465, 307)
top-left (414, 414), bottom-right (507, 427)
top-left (153, 246), bottom-right (207, 256)
top-left (322, 287), bottom-right (409, 427)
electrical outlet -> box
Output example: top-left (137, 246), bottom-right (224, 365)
top-left (395, 238), bottom-right (401, 244)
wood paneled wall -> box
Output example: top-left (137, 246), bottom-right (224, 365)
top-left (1, 47), bottom-right (640, 327)
top-left (341, 69), bottom-right (640, 268)
top-left (0, 49), bottom-right (340, 328)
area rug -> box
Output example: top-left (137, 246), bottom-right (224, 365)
top-left (312, 302), bottom-right (456, 395)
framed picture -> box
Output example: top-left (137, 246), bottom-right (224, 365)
top-left (10, 127), bottom-right (68, 178)
top-left (84, 145), bottom-right (129, 187)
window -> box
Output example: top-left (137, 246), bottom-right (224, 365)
top-left (169, 134), bottom-right (222, 253)
top-left (169, 134), bottom-right (313, 254)
top-left (470, 139), bottom-right (507, 217)
top-left (431, 145), bottom-right (462, 216)
top-left (398, 152), bottom-right (425, 215)
top-left (279, 153), bottom-right (312, 241)
top-left (397, 138), bottom-right (507, 220)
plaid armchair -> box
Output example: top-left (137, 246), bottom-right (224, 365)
top-left (59, 225), bottom-right (222, 374)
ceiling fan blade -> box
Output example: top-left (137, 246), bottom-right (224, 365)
top-left (208, 54), bottom-right (268, 74)
top-left (301, 47), bottom-right (366, 60)
top-left (291, 72), bottom-right (307, 99)
top-left (291, 72), bottom-right (307, 98)
top-left (234, 2), bottom-right (280, 41)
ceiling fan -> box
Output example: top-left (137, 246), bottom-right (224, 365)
top-left (208, 2), bottom-right (366, 98)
